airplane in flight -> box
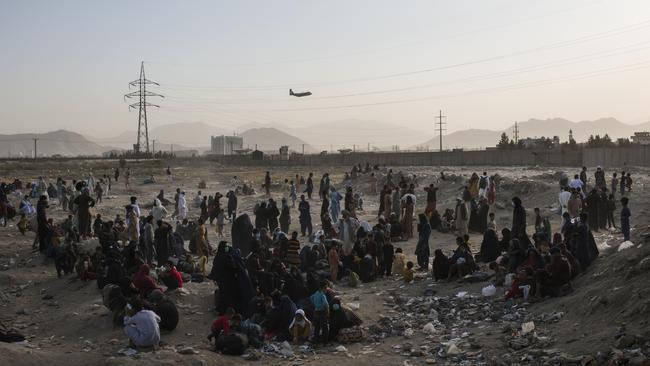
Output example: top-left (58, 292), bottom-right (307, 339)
top-left (289, 88), bottom-right (312, 97)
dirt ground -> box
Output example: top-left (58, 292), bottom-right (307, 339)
top-left (0, 160), bottom-right (649, 365)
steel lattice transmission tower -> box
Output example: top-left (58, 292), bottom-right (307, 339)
top-left (125, 62), bottom-right (163, 155)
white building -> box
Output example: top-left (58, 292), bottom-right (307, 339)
top-left (631, 132), bottom-right (650, 145)
top-left (211, 135), bottom-right (243, 155)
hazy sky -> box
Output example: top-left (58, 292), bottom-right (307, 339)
top-left (2, 0), bottom-right (650, 139)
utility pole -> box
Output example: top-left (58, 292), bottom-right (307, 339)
top-left (435, 110), bottom-right (447, 152)
top-left (33, 137), bottom-right (39, 160)
top-left (353, 144), bottom-right (356, 153)
top-left (152, 139), bottom-right (156, 155)
top-left (125, 62), bottom-right (164, 157)
top-left (367, 142), bottom-right (370, 152)
top-left (513, 121), bottom-right (519, 144)
top-left (302, 144), bottom-right (305, 155)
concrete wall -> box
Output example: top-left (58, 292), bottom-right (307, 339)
top-left (208, 148), bottom-right (587, 167)
top-left (583, 145), bottom-right (650, 168)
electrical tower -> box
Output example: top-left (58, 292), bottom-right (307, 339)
top-left (125, 62), bottom-right (163, 156)
top-left (435, 110), bottom-right (447, 152)
top-left (513, 121), bottom-right (519, 144)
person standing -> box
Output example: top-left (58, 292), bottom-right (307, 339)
top-left (289, 181), bottom-right (297, 208)
top-left (415, 213), bottom-right (431, 271)
top-left (74, 189), bottom-right (96, 239)
top-left (298, 195), bottom-right (312, 238)
top-left (173, 188), bottom-right (180, 218)
top-left (264, 171), bottom-right (271, 196)
top-left (329, 187), bottom-right (341, 222)
top-left (305, 173), bottom-right (314, 200)
top-left (620, 197), bottom-right (631, 241)
top-left (310, 281), bottom-right (330, 345)
top-left (226, 190), bottom-right (237, 222)
top-left (454, 198), bottom-right (468, 236)
top-left (177, 192), bottom-right (187, 219)
top-left (279, 198), bottom-right (291, 234)
top-left (424, 184), bottom-right (438, 216)
top-left (611, 172), bottom-right (618, 197)
top-left (580, 166), bottom-right (588, 191)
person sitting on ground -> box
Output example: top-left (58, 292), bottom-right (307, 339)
top-left (489, 261), bottom-right (507, 286)
top-left (132, 264), bottom-right (161, 298)
top-left (448, 237), bottom-right (478, 279)
top-left (159, 260), bottom-right (183, 292)
top-left (391, 247), bottom-right (406, 276)
top-left (505, 266), bottom-right (535, 301)
top-left (230, 313), bottom-right (264, 348)
top-left (208, 307), bottom-right (234, 343)
top-left (289, 309), bottom-right (312, 344)
top-left (403, 261), bottom-right (415, 283)
top-left (535, 247), bottom-right (571, 298)
top-left (432, 249), bottom-right (450, 281)
top-left (123, 297), bottom-right (161, 349)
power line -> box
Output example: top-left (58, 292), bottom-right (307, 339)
top-left (257, 58), bottom-right (650, 112)
top-left (157, 18), bottom-right (650, 91)
top-left (125, 62), bottom-right (164, 155)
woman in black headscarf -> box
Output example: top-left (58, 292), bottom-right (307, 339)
top-left (329, 297), bottom-right (362, 341)
top-left (231, 248), bottom-right (255, 317)
top-left (478, 229), bottom-right (501, 263)
top-left (209, 241), bottom-right (239, 314)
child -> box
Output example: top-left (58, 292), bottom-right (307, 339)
top-left (489, 261), bottom-right (507, 286)
top-left (391, 247), bottom-right (406, 276)
top-left (487, 212), bottom-right (497, 232)
top-left (216, 209), bottom-right (225, 237)
top-left (620, 197), bottom-right (631, 241)
top-left (17, 213), bottom-right (28, 235)
top-left (606, 194), bottom-right (617, 229)
top-left (93, 214), bottom-right (103, 237)
top-left (403, 261), bottom-right (415, 283)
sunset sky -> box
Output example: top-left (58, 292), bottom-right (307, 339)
top-left (2, 0), bottom-right (650, 138)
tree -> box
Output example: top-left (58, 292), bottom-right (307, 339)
top-left (497, 133), bottom-right (510, 149)
top-left (617, 138), bottom-right (632, 146)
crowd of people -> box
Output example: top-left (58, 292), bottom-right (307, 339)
top-left (0, 163), bottom-right (635, 355)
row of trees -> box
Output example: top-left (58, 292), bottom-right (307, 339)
top-left (497, 132), bottom-right (632, 149)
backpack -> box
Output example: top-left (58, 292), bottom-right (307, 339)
top-left (479, 176), bottom-right (488, 189)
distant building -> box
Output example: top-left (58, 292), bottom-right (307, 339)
top-left (631, 132), bottom-right (650, 145)
top-left (251, 149), bottom-right (264, 161)
top-left (279, 145), bottom-right (289, 160)
top-left (211, 135), bottom-right (243, 155)
top-left (520, 136), bottom-right (559, 149)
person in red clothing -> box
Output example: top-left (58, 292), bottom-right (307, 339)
top-left (159, 260), bottom-right (183, 292)
top-left (208, 307), bottom-right (235, 343)
top-left (132, 264), bottom-right (161, 297)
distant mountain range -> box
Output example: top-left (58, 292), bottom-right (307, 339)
top-left (1, 117), bottom-right (648, 157)
top-left (0, 130), bottom-right (106, 158)
top-left (414, 117), bottom-right (650, 150)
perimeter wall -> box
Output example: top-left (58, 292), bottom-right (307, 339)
top-left (208, 145), bottom-right (650, 168)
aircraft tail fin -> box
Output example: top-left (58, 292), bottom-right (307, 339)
top-left (289, 89), bottom-right (294, 96)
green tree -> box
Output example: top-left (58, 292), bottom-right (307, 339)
top-left (497, 132), bottom-right (510, 148)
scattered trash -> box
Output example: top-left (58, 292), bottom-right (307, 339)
top-left (117, 348), bottom-right (137, 356)
top-left (482, 285), bottom-right (497, 297)
top-left (618, 241), bottom-right (635, 251)
top-left (335, 345), bottom-right (348, 352)
top-left (455, 291), bottom-right (468, 299)
top-left (521, 321), bottom-right (535, 335)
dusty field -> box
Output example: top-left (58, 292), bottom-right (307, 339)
top-left (0, 160), bottom-right (649, 366)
